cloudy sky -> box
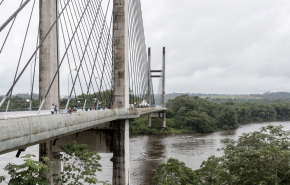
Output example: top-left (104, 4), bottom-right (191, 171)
top-left (1, 0), bottom-right (290, 96)
top-left (143, 0), bottom-right (290, 94)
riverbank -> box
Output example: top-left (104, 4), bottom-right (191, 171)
top-left (130, 114), bottom-right (290, 135)
top-left (130, 116), bottom-right (195, 135)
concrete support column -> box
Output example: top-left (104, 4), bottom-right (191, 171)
top-left (113, 0), bottom-right (130, 184)
top-left (113, 0), bottom-right (129, 109)
top-left (162, 47), bottom-right (165, 108)
top-left (39, 141), bottom-right (61, 184)
top-left (148, 48), bottom-right (151, 127)
top-left (39, 0), bottom-right (59, 110)
top-left (162, 47), bottom-right (166, 128)
top-left (112, 120), bottom-right (130, 185)
top-left (39, 1), bottom-right (61, 183)
top-left (163, 111), bottom-right (166, 128)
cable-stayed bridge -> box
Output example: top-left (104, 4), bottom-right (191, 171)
top-left (0, 0), bottom-right (166, 184)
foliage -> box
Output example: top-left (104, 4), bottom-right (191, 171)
top-left (152, 158), bottom-right (198, 185)
top-left (53, 141), bottom-right (102, 185)
top-left (152, 125), bottom-right (290, 185)
top-left (130, 116), bottom-right (182, 135)
top-left (0, 154), bottom-right (54, 185)
top-left (165, 95), bottom-right (290, 134)
top-left (195, 125), bottom-right (290, 185)
top-left (165, 91), bottom-right (290, 103)
top-left (166, 95), bottom-right (238, 133)
top-left (130, 95), bottom-right (290, 135)
top-left (0, 96), bottom-right (39, 110)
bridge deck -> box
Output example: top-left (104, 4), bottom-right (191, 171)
top-left (0, 108), bottom-right (166, 154)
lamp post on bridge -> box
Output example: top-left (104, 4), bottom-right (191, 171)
top-left (77, 100), bottom-right (80, 110)
top-left (94, 98), bottom-right (98, 110)
top-left (29, 57), bottom-right (39, 111)
top-left (68, 68), bottom-right (77, 98)
top-left (25, 99), bottom-right (30, 111)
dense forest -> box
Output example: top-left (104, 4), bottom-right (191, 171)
top-left (0, 90), bottom-right (145, 111)
top-left (0, 91), bottom-right (114, 111)
top-left (166, 94), bottom-right (290, 133)
top-left (130, 94), bottom-right (290, 134)
top-left (166, 91), bottom-right (290, 102)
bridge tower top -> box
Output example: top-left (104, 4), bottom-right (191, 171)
top-left (113, 0), bottom-right (129, 109)
top-left (39, 0), bottom-right (60, 110)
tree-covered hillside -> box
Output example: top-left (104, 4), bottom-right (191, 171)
top-left (130, 94), bottom-right (290, 134)
top-left (165, 95), bottom-right (290, 133)
top-left (165, 91), bottom-right (290, 103)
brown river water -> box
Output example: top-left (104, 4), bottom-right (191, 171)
top-left (1, 121), bottom-right (290, 184)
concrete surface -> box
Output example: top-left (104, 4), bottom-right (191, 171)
top-left (0, 108), bottom-right (165, 155)
top-left (112, 120), bottom-right (130, 185)
top-left (52, 129), bottom-right (114, 153)
top-left (39, 0), bottom-right (59, 110)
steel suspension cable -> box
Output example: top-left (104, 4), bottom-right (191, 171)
top-left (0, 0), bottom-right (24, 54)
top-left (29, 0), bottom-right (42, 110)
top-left (129, 0), bottom-right (141, 104)
top-left (0, 0), bottom-right (72, 108)
top-left (73, 0), bottom-right (112, 106)
top-left (63, 1), bottom-right (101, 112)
top-left (59, 0), bottom-right (94, 104)
top-left (83, 0), bottom-right (113, 105)
top-left (58, 7), bottom-right (80, 104)
top-left (79, 0), bottom-right (113, 92)
top-left (37, 0), bottom-right (92, 114)
top-left (82, 0), bottom-right (112, 108)
top-left (59, 0), bottom-right (84, 101)
top-left (72, 0), bottom-right (107, 102)
top-left (78, 0), bottom-right (113, 104)
top-left (98, 14), bottom-right (113, 104)
top-left (6, 0), bottom-right (36, 112)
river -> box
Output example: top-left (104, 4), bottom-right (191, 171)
top-left (1, 121), bottom-right (290, 184)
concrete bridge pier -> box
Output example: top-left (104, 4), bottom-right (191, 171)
top-left (162, 47), bottom-right (166, 128)
top-left (113, 0), bottom-right (130, 184)
top-left (148, 47), bottom-right (152, 128)
top-left (39, 0), bottom-right (60, 183)
top-left (148, 47), bottom-right (167, 128)
top-left (39, 141), bottom-right (61, 183)
top-left (112, 120), bottom-right (130, 184)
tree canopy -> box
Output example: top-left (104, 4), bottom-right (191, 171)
top-left (153, 125), bottom-right (290, 185)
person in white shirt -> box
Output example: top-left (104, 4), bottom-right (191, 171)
top-left (51, 104), bottom-right (55, 114)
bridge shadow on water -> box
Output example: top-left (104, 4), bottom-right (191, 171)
top-left (130, 134), bottom-right (167, 185)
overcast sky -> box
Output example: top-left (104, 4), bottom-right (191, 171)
top-left (1, 0), bottom-right (290, 96)
top-left (143, 0), bottom-right (290, 94)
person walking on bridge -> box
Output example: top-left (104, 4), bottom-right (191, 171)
top-left (67, 108), bottom-right (72, 114)
top-left (73, 106), bottom-right (77, 112)
top-left (54, 105), bottom-right (58, 114)
top-left (51, 104), bottom-right (55, 114)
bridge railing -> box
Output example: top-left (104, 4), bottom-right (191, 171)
top-left (0, 110), bottom-right (52, 120)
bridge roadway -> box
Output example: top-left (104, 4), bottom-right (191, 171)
top-left (0, 107), bottom-right (166, 155)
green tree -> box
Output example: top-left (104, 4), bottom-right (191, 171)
top-left (152, 158), bottom-right (198, 185)
top-left (196, 125), bottom-right (290, 185)
top-left (0, 154), bottom-right (54, 185)
top-left (53, 141), bottom-right (103, 185)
